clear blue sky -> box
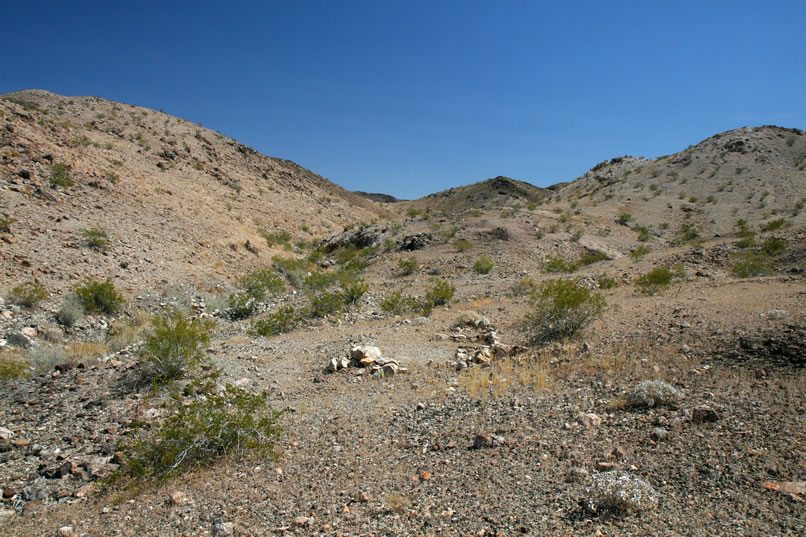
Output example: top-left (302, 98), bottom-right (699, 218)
top-left (3, 1), bottom-right (804, 199)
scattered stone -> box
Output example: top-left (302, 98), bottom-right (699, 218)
top-left (212, 521), bottom-right (235, 536)
top-left (0, 427), bottom-right (14, 441)
top-left (691, 406), bottom-right (720, 423)
top-left (399, 233), bottom-right (432, 251)
top-left (576, 412), bottom-right (602, 428)
top-left (762, 481), bottom-right (806, 495)
top-left (2, 488), bottom-right (16, 499)
top-left (567, 467), bottom-right (590, 482)
top-left (596, 461), bottom-right (617, 472)
top-left (627, 380), bottom-right (683, 408)
top-left (472, 434), bottom-right (504, 449)
top-left (0, 508), bottom-right (14, 523)
top-left (293, 515), bottom-right (314, 527)
top-left (650, 427), bottom-right (669, 441)
top-left (586, 472), bottom-right (658, 512)
top-left (57, 527), bottom-right (74, 537)
top-left (351, 345), bottom-right (382, 367)
top-left (606, 446), bottom-right (627, 460)
top-left (168, 491), bottom-right (187, 505)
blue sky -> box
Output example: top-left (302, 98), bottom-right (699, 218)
top-left (3, 1), bottom-right (805, 199)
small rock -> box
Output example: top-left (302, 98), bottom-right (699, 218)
top-left (650, 427), bottom-right (669, 441)
top-left (2, 488), bottom-right (16, 499)
top-left (0, 427), bottom-right (14, 441)
top-left (293, 515), bottom-right (314, 527)
top-left (606, 446), bottom-right (627, 460)
top-left (567, 467), bottom-right (590, 482)
top-left (212, 521), bottom-right (235, 536)
top-left (57, 527), bottom-right (74, 537)
top-left (168, 491), bottom-right (187, 505)
top-left (472, 434), bottom-right (504, 449)
top-left (576, 412), bottom-right (602, 428)
top-left (691, 406), bottom-right (720, 423)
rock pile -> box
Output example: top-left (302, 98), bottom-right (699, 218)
top-left (449, 331), bottom-right (526, 370)
top-left (327, 345), bottom-right (407, 378)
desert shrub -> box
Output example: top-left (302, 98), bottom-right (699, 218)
top-left (511, 276), bottom-right (539, 296)
top-left (627, 380), bottom-right (683, 408)
top-left (310, 291), bottom-right (345, 317)
top-left (735, 237), bottom-right (756, 249)
top-left (424, 278), bottom-right (455, 308)
top-left (732, 252), bottom-right (774, 278)
top-left (239, 269), bottom-right (284, 298)
top-left (50, 163), bottom-right (74, 187)
top-left (761, 218), bottom-right (790, 232)
top-left (398, 257), bottom-right (418, 276)
top-left (454, 238), bottom-right (473, 252)
top-left (82, 227), bottom-right (111, 251)
top-left (761, 238), bottom-right (788, 257)
top-left (635, 265), bottom-right (684, 295)
top-left (635, 226), bottom-right (652, 242)
top-left (122, 385), bottom-right (282, 480)
top-left (57, 294), bottom-right (85, 326)
top-left (227, 291), bottom-right (260, 320)
top-left (380, 291), bottom-right (418, 316)
top-left (630, 245), bottom-right (652, 261)
top-left (525, 278), bottom-right (606, 345)
top-left (578, 251), bottom-right (607, 266)
top-left (7, 280), bottom-right (48, 308)
top-left (302, 270), bottom-right (339, 291)
top-left (75, 278), bottom-right (125, 314)
top-left (26, 344), bottom-right (66, 374)
top-left (0, 213), bottom-right (14, 233)
top-left (586, 472), bottom-right (658, 513)
top-left (0, 353), bottom-right (29, 379)
top-left (251, 305), bottom-right (300, 337)
top-left (259, 228), bottom-right (292, 247)
top-left (543, 255), bottom-right (577, 273)
top-left (473, 254), bottom-right (495, 274)
top-left (616, 213), bottom-right (632, 226)
top-left (272, 256), bottom-right (313, 288)
top-left (341, 280), bottom-right (368, 304)
top-left (138, 310), bottom-right (213, 385)
top-left (597, 273), bottom-right (619, 289)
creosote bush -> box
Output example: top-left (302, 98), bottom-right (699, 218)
top-left (473, 254), bottom-right (495, 274)
top-left (398, 257), bottom-right (418, 276)
top-left (50, 163), bottom-right (74, 187)
top-left (341, 280), bottom-right (368, 304)
top-left (380, 291), bottom-right (419, 316)
top-left (138, 310), bottom-right (214, 385)
top-left (310, 291), bottom-right (345, 318)
top-left (454, 238), bottom-right (473, 252)
top-left (7, 280), bottom-right (48, 308)
top-left (424, 278), bottom-right (455, 308)
top-left (630, 244), bottom-right (652, 261)
top-left (251, 305), bottom-right (300, 337)
top-left (75, 278), bottom-right (125, 314)
top-left (732, 252), bottom-right (774, 278)
top-left (525, 278), bottom-right (606, 345)
top-left (635, 265), bottom-right (684, 295)
top-left (82, 227), bottom-right (111, 251)
top-left (122, 385), bottom-right (282, 480)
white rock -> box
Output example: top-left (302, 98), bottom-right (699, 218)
top-left (57, 527), bottom-right (74, 537)
top-left (0, 427), bottom-right (14, 440)
top-left (576, 412), bottom-right (602, 427)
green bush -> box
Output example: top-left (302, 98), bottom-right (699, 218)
top-left (635, 226), bottom-right (652, 242)
top-left (732, 252), bottom-right (775, 278)
top-left (578, 251), bottom-right (607, 266)
top-left (761, 238), bottom-right (788, 256)
top-left (7, 280), bottom-right (48, 308)
top-left (122, 385), bottom-right (282, 480)
top-left (675, 224), bottom-right (701, 245)
top-left (310, 291), bottom-right (345, 317)
top-left (525, 278), bottom-right (606, 345)
top-left (735, 237), bottom-right (756, 249)
top-left (543, 255), bottom-right (577, 273)
top-left (630, 245), bottom-right (652, 261)
top-left (454, 238), bottom-right (473, 252)
top-left (75, 278), bottom-right (125, 314)
top-left (259, 228), bottom-right (292, 247)
top-left (239, 269), bottom-right (284, 298)
top-left (341, 280), bottom-right (368, 304)
top-left (635, 265), bottom-right (684, 295)
top-left (50, 163), bottom-right (74, 188)
top-left (138, 310), bottom-right (213, 385)
top-left (380, 291), bottom-right (419, 316)
top-left (227, 291), bottom-right (260, 320)
top-left (303, 270), bottom-right (339, 291)
top-left (597, 273), bottom-right (619, 289)
top-left (272, 256), bottom-right (313, 288)
top-left (57, 294), bottom-right (85, 326)
top-left (251, 305), bottom-right (300, 337)
top-left (473, 254), bottom-right (495, 274)
top-left (0, 213), bottom-right (14, 233)
top-left (0, 353), bottom-right (29, 380)
top-left (82, 227), bottom-right (111, 251)
top-left (616, 213), bottom-right (632, 226)
top-left (398, 257), bottom-right (418, 276)
top-left (761, 218), bottom-right (790, 232)
top-left (424, 278), bottom-right (455, 308)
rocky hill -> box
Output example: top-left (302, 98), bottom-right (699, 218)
top-left (548, 125), bottom-right (806, 238)
top-left (400, 175), bottom-right (547, 215)
top-left (0, 90), bottom-right (389, 294)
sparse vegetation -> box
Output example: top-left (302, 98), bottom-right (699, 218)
top-left (616, 213), bottom-right (632, 226)
top-left (7, 280), bottom-right (48, 308)
top-left (423, 278), bottom-right (456, 309)
top-left (310, 291), bottom-right (346, 317)
top-left (732, 252), bottom-right (775, 278)
top-left (454, 238), bottom-right (473, 252)
top-left (75, 278), bottom-right (125, 314)
top-left (50, 163), bottom-right (74, 187)
top-left (761, 218), bottom-right (790, 232)
top-left (122, 385), bottom-right (282, 480)
top-left (398, 257), bottom-right (418, 276)
top-left (251, 305), bottom-right (301, 337)
top-left (542, 255), bottom-right (577, 274)
top-left (524, 278), bottom-right (606, 345)
top-left (82, 227), bottom-right (111, 251)
top-left (597, 273), bottom-right (619, 289)
top-left (635, 265), bottom-right (684, 295)
top-left (380, 290), bottom-right (418, 316)
top-left (472, 254), bottom-right (495, 274)
top-left (138, 309), bottom-right (214, 385)
top-left (630, 244), bottom-right (652, 261)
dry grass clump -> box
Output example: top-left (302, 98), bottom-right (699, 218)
top-left (460, 356), bottom-right (552, 399)
top-left (627, 380), bottom-right (683, 408)
top-left (585, 472), bottom-right (658, 513)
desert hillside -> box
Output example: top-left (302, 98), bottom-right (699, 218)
top-left (0, 92), bottom-right (804, 537)
top-left (0, 90), bottom-right (388, 294)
